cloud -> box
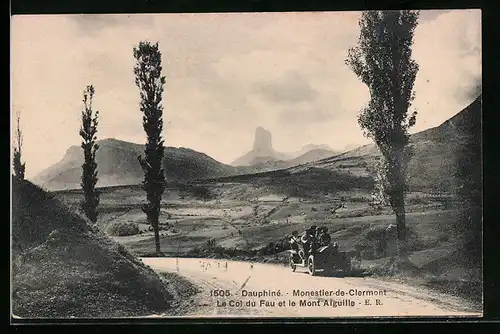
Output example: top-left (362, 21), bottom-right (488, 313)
top-left (11, 10), bottom-right (481, 177)
top-left (410, 9), bottom-right (481, 131)
top-left (418, 9), bottom-right (454, 22)
top-left (252, 71), bottom-right (320, 104)
top-left (276, 103), bottom-right (335, 125)
top-left (70, 14), bottom-right (155, 36)
top-left (461, 76), bottom-right (482, 102)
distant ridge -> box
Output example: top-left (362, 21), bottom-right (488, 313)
top-left (32, 138), bottom-right (238, 191)
top-left (32, 95), bottom-right (480, 192)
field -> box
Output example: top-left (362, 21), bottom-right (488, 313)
top-left (54, 183), bottom-right (459, 253)
top-left (52, 180), bottom-right (481, 305)
top-left (54, 183), bottom-right (449, 253)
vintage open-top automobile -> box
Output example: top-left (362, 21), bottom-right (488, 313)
top-left (289, 239), bottom-right (351, 276)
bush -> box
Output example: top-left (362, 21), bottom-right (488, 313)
top-left (365, 227), bottom-right (387, 241)
top-left (408, 195), bottom-right (429, 206)
top-left (349, 196), bottom-right (368, 203)
top-left (192, 185), bottom-right (215, 201)
top-left (179, 183), bottom-right (215, 201)
top-left (106, 222), bottom-right (140, 237)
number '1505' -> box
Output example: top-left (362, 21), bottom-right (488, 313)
top-left (210, 289), bottom-right (231, 297)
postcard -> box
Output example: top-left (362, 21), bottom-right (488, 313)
top-left (10, 10), bottom-right (482, 319)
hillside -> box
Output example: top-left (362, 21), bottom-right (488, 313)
top-left (32, 138), bottom-right (237, 190)
top-left (11, 178), bottom-right (177, 318)
top-left (290, 95), bottom-right (482, 192)
top-left (287, 148), bottom-right (339, 166)
top-left (232, 148), bottom-right (340, 175)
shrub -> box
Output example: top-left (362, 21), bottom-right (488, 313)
top-left (365, 226), bottom-right (387, 241)
top-left (350, 196), bottom-right (368, 203)
top-left (106, 222), bottom-right (140, 237)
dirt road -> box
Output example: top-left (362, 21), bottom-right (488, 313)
top-left (141, 257), bottom-right (482, 318)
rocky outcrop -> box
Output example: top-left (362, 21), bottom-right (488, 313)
top-left (231, 127), bottom-right (290, 166)
top-left (253, 126), bottom-right (274, 154)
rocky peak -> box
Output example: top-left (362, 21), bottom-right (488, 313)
top-left (252, 126), bottom-right (273, 154)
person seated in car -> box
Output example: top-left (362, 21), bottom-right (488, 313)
top-left (301, 226), bottom-right (317, 254)
top-left (300, 229), bottom-right (311, 254)
top-left (318, 226), bottom-right (332, 247)
top-left (315, 226), bottom-right (323, 242)
top-left (289, 231), bottom-right (300, 252)
top-left (312, 225), bottom-right (321, 250)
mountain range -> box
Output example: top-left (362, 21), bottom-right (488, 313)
top-left (32, 95), bottom-right (481, 192)
top-left (32, 139), bottom-right (237, 190)
top-left (32, 129), bottom-right (340, 190)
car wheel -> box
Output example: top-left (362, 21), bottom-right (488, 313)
top-left (308, 255), bottom-right (315, 276)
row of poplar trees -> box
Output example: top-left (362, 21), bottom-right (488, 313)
top-left (11, 41), bottom-right (168, 255)
top-left (78, 41), bottom-right (166, 255)
top-left (12, 41), bottom-right (166, 255)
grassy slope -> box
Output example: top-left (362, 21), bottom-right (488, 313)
top-left (54, 183), bottom-right (463, 257)
top-left (11, 178), bottom-right (176, 318)
top-left (273, 95), bottom-right (482, 193)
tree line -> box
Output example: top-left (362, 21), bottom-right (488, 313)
top-left (12, 10), bottom-right (481, 259)
top-left (12, 41), bottom-right (167, 256)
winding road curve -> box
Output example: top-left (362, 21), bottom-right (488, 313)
top-left (141, 257), bottom-right (481, 318)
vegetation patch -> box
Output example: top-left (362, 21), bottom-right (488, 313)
top-left (106, 221), bottom-right (141, 237)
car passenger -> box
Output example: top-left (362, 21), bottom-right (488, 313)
top-left (318, 226), bottom-right (332, 247)
top-left (302, 226), bottom-right (317, 254)
top-left (289, 231), bottom-right (300, 252)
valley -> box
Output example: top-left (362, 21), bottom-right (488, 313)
top-left (52, 179), bottom-right (482, 309)
top-left (19, 94), bottom-right (483, 317)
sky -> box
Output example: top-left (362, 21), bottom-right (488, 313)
top-left (11, 10), bottom-right (481, 179)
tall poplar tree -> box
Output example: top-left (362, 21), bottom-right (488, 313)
top-left (80, 85), bottom-right (100, 224)
top-left (133, 41), bottom-right (166, 255)
top-left (346, 10), bottom-right (420, 246)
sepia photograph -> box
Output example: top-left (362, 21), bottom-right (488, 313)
top-left (11, 9), bottom-right (482, 319)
